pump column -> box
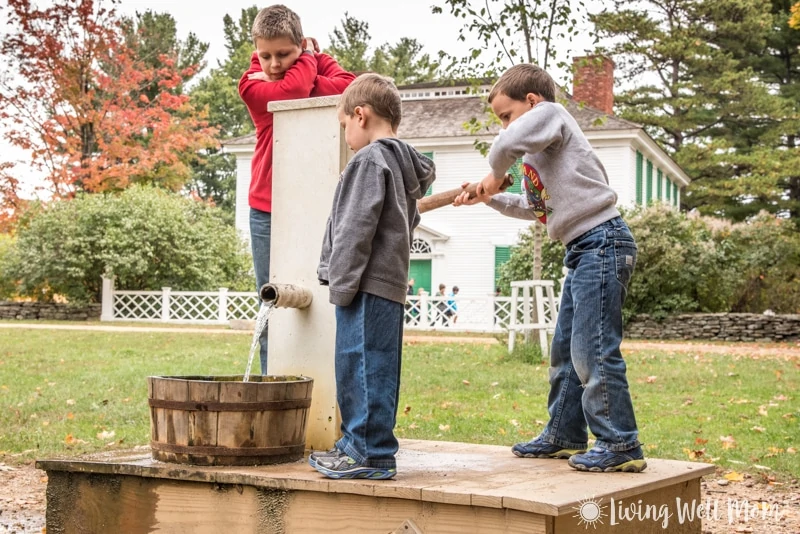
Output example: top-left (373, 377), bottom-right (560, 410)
top-left (267, 95), bottom-right (349, 451)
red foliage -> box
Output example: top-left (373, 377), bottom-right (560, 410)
top-left (0, 0), bottom-right (218, 218)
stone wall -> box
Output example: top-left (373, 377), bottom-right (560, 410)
top-left (626, 313), bottom-right (800, 342)
top-left (0, 301), bottom-right (101, 321)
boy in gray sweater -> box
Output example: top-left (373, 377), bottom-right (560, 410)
top-left (455, 64), bottom-right (646, 473)
top-left (313, 74), bottom-right (436, 479)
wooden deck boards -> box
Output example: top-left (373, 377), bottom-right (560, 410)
top-left (37, 438), bottom-right (714, 519)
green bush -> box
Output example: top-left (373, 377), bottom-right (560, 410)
top-left (9, 186), bottom-right (254, 303)
top-left (625, 204), bottom-right (741, 319)
top-left (0, 233), bottom-right (17, 299)
top-left (722, 212), bottom-right (800, 314)
top-left (497, 204), bottom-right (800, 318)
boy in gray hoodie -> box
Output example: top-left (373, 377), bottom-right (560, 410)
top-left (313, 73), bottom-right (436, 479)
top-left (455, 64), bottom-right (646, 473)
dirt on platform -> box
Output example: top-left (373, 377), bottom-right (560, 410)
top-left (1, 461), bottom-right (797, 534)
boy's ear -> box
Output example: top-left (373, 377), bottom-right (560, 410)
top-left (525, 93), bottom-right (543, 107)
top-left (353, 105), bottom-right (369, 126)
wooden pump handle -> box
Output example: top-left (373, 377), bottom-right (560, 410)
top-left (418, 174), bottom-right (515, 214)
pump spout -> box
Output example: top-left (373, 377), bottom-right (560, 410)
top-left (259, 283), bottom-right (313, 309)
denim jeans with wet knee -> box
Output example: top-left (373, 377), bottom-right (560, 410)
top-left (334, 292), bottom-right (403, 469)
top-left (540, 216), bottom-right (641, 452)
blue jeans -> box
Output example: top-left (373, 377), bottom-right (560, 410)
top-left (249, 208), bottom-right (271, 375)
top-left (334, 292), bottom-right (403, 469)
top-left (540, 216), bottom-right (641, 452)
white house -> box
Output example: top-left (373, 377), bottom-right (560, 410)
top-left (225, 56), bottom-right (691, 300)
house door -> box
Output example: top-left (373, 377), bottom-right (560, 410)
top-left (409, 260), bottom-right (432, 295)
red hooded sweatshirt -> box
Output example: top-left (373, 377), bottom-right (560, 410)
top-left (238, 52), bottom-right (355, 213)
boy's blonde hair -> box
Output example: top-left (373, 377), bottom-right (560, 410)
top-left (251, 5), bottom-right (303, 46)
top-left (488, 64), bottom-right (556, 104)
top-left (339, 73), bottom-right (402, 131)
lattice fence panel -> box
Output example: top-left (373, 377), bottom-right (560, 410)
top-left (170, 294), bottom-right (219, 321)
top-left (227, 293), bottom-right (261, 320)
top-left (114, 293), bottom-right (162, 320)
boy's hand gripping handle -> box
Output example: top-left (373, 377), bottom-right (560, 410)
top-left (418, 174), bottom-right (514, 214)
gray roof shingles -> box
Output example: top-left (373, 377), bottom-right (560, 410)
top-left (225, 95), bottom-right (640, 146)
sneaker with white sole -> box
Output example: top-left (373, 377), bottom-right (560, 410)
top-left (568, 446), bottom-right (647, 473)
top-left (314, 452), bottom-right (396, 480)
top-left (511, 437), bottom-right (586, 459)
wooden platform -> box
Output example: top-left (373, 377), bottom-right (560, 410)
top-left (37, 439), bottom-right (715, 533)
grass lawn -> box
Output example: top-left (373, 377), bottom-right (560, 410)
top-left (1, 327), bottom-right (797, 480)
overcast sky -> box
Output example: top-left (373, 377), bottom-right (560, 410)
top-left (2, 0), bottom-right (599, 197)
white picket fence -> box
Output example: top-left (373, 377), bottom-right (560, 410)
top-left (99, 276), bottom-right (560, 336)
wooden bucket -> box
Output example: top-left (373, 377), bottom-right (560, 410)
top-left (147, 375), bottom-right (313, 466)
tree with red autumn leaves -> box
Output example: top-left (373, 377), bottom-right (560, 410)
top-left (0, 0), bottom-right (218, 230)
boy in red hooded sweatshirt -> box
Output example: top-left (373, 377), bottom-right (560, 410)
top-left (238, 5), bottom-right (355, 375)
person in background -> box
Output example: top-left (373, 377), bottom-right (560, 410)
top-left (446, 285), bottom-right (459, 325)
top-left (435, 283), bottom-right (448, 326)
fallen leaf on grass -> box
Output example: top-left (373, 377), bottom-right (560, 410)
top-left (758, 405), bottom-right (769, 416)
top-left (683, 448), bottom-right (705, 460)
top-left (724, 471), bottom-right (745, 482)
top-left (403, 405), bottom-right (411, 415)
top-left (96, 430), bottom-right (115, 440)
top-left (462, 380), bottom-right (470, 386)
top-left (695, 437), bottom-right (708, 445)
top-left (720, 435), bottom-right (737, 449)
top-left (438, 424), bottom-right (450, 432)
top-left (66, 399), bottom-right (75, 406)
top-left (408, 423), bottom-right (418, 430)
top-left (646, 376), bottom-right (657, 383)
top-left (509, 419), bottom-right (519, 427)
top-left (787, 447), bottom-right (797, 454)
top-left (773, 394), bottom-right (788, 401)
top-left (751, 426), bottom-right (766, 433)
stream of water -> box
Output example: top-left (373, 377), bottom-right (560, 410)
top-left (243, 302), bottom-right (274, 382)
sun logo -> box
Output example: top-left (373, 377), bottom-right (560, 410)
top-left (573, 496), bottom-right (606, 529)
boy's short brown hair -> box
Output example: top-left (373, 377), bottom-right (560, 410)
top-left (488, 64), bottom-right (556, 104)
top-left (252, 5), bottom-right (303, 46)
top-left (339, 73), bottom-right (402, 131)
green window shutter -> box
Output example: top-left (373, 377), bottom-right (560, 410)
top-left (673, 182), bottom-right (678, 206)
top-left (635, 151), bottom-right (643, 205)
top-left (665, 177), bottom-right (671, 201)
top-left (646, 160), bottom-right (653, 204)
top-left (422, 152), bottom-right (434, 196)
top-left (506, 158), bottom-right (524, 194)
top-left (656, 169), bottom-right (663, 200)
top-left (494, 246), bottom-right (511, 285)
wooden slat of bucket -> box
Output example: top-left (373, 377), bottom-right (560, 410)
top-left (187, 379), bottom-right (221, 454)
top-left (284, 379), bottom-right (311, 447)
top-left (147, 377), bottom-right (155, 443)
top-left (254, 380), bottom-right (287, 448)
top-left (217, 380), bottom-right (260, 450)
top-left (154, 377), bottom-right (190, 463)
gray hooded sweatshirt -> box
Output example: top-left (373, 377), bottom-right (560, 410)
top-left (318, 138), bottom-right (436, 306)
top-left (486, 101), bottom-right (620, 245)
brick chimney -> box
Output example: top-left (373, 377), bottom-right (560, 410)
top-left (572, 55), bottom-right (615, 115)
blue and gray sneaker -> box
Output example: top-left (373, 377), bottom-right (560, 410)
top-left (314, 451), bottom-right (397, 480)
top-left (511, 437), bottom-right (586, 459)
top-left (568, 446), bottom-right (647, 473)
top-left (308, 447), bottom-right (342, 468)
